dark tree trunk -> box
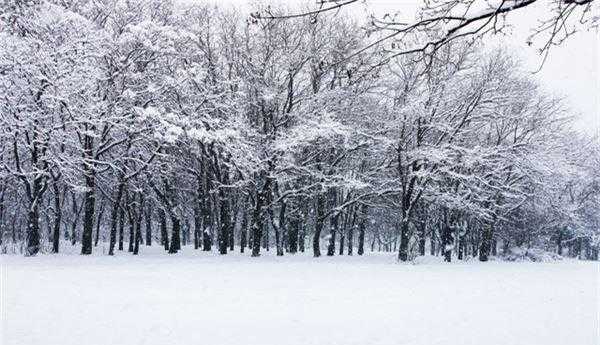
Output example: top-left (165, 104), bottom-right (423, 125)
top-left (418, 222), bottom-right (426, 256)
top-left (251, 182), bottom-right (267, 257)
top-left (132, 221), bottom-right (139, 254)
top-left (127, 204), bottom-right (135, 253)
top-left (201, 171), bottom-right (212, 252)
top-left (133, 224), bottom-right (141, 255)
top-left (168, 215), bottom-right (181, 254)
top-left (80, 135), bottom-right (96, 255)
top-left (229, 205), bottom-right (236, 252)
top-left (159, 208), bottom-right (168, 251)
top-left (18, 129), bottom-right (49, 256)
top-left (70, 193), bottom-right (81, 246)
top-left (25, 204), bottom-right (41, 256)
top-left (347, 210), bottom-right (357, 256)
top-left (229, 210), bottom-right (237, 253)
top-left (274, 223), bottom-right (282, 256)
top-left (458, 232), bottom-right (465, 260)
top-left (202, 218), bottom-right (212, 251)
top-left (357, 205), bottom-right (367, 256)
top-left (275, 201), bottom-right (286, 256)
top-left (145, 204), bottom-right (152, 246)
top-left (94, 202), bottom-right (105, 247)
top-left (108, 181), bottom-right (126, 255)
top-left (80, 185), bottom-right (95, 254)
top-left (313, 193), bottom-right (325, 257)
top-left (327, 214), bottom-right (338, 256)
top-left (571, 237), bottom-right (582, 258)
top-left (262, 224), bottom-right (269, 251)
top-left (283, 224), bottom-right (289, 253)
top-left (557, 229), bottom-right (564, 256)
top-left (133, 196), bottom-right (143, 255)
top-left (51, 183), bottom-right (61, 254)
top-left (118, 204), bottom-right (125, 251)
top-left (442, 223), bottom-right (452, 263)
top-left (186, 220), bottom-right (191, 246)
top-left (288, 218), bottom-right (299, 254)
top-left (479, 222), bottom-right (494, 262)
top-left (338, 210), bottom-right (350, 256)
top-left (240, 212), bottom-right (247, 253)
top-left (181, 220), bottom-right (188, 247)
top-left (194, 206), bottom-right (201, 250)
top-left (201, 213), bottom-right (212, 251)
top-left (298, 223), bottom-right (305, 253)
top-left (398, 220), bottom-right (410, 261)
top-left (430, 228), bottom-right (437, 256)
top-left (217, 190), bottom-right (230, 255)
top-left (0, 185), bottom-right (4, 250)
top-left (251, 210), bottom-right (263, 256)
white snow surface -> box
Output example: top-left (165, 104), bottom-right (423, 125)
top-left (1, 245), bottom-right (598, 345)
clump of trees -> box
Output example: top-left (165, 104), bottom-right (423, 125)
top-left (0, 0), bottom-right (598, 261)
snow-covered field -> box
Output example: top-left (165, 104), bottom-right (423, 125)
top-left (1, 246), bottom-right (598, 345)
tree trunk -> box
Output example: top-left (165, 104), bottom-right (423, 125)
top-left (557, 228), bottom-right (564, 256)
top-left (442, 223), bottom-right (452, 263)
top-left (80, 136), bottom-right (96, 255)
top-left (127, 203), bottom-right (135, 253)
top-left (118, 204), bottom-right (125, 251)
top-left (298, 223), bottom-right (305, 253)
top-left (327, 213), bottom-right (338, 256)
top-left (275, 201), bottom-right (286, 256)
top-left (159, 208), bottom-right (168, 251)
top-left (194, 206), bottom-right (201, 250)
top-left (418, 222), bottom-right (426, 256)
top-left (168, 215), bottom-right (181, 254)
top-left (51, 183), bottom-right (61, 254)
top-left (572, 237), bottom-right (582, 258)
top-left (229, 206), bottom-right (236, 252)
top-left (107, 180), bottom-right (126, 255)
top-left (0, 185), bottom-right (4, 250)
top-left (357, 205), bottom-right (367, 256)
top-left (25, 203), bottom-right (41, 256)
top-left (398, 220), bottom-right (410, 261)
top-left (181, 220), bottom-right (188, 246)
top-left (288, 218), bottom-right (299, 254)
top-left (347, 209), bottom-right (356, 256)
top-left (313, 193), bottom-right (326, 257)
top-left (145, 204), bottom-right (152, 246)
top-left (262, 223), bottom-right (269, 251)
top-left (217, 189), bottom-right (230, 255)
top-left (70, 193), bottom-right (80, 246)
top-left (251, 182), bottom-right (267, 257)
top-left (133, 196), bottom-right (143, 255)
top-left (430, 227), bottom-right (437, 255)
top-left (458, 231), bottom-right (465, 260)
top-left (479, 222), bottom-right (494, 262)
top-left (240, 212), bottom-right (248, 253)
top-left (94, 202), bottom-right (105, 247)
top-left (201, 171), bottom-right (212, 252)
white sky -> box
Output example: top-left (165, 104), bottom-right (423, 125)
top-left (194, 0), bottom-right (599, 135)
top-left (363, 0), bottom-right (599, 135)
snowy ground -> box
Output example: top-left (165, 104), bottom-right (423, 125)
top-left (1, 245), bottom-right (598, 345)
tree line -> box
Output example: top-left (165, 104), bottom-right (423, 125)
top-left (0, 0), bottom-right (598, 261)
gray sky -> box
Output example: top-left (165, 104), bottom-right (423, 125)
top-left (198, 0), bottom-right (599, 135)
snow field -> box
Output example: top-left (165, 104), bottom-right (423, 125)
top-left (1, 246), bottom-right (598, 345)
